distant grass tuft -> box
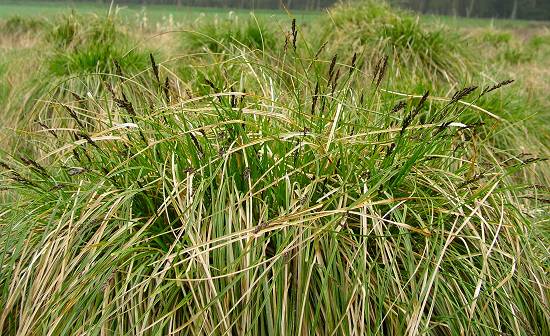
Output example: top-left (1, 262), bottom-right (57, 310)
top-left (0, 15), bottom-right (47, 35)
top-left (47, 13), bottom-right (149, 75)
top-left (185, 13), bottom-right (277, 53)
top-left (321, 0), bottom-right (473, 83)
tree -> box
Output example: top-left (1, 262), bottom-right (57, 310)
top-left (510, 0), bottom-right (518, 19)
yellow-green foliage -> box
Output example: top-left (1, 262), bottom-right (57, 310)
top-left (184, 13), bottom-right (278, 53)
top-left (320, 0), bottom-right (473, 83)
top-left (47, 13), bottom-right (149, 75)
top-left (0, 2), bottom-right (548, 335)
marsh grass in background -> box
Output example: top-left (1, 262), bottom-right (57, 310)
top-left (0, 15), bottom-right (47, 35)
top-left (0, 13), bottom-right (157, 160)
top-left (184, 13), bottom-right (277, 54)
top-left (0, 62), bottom-right (7, 105)
top-left (320, 0), bottom-right (473, 83)
top-left (0, 1), bottom-right (549, 335)
top-left (47, 12), bottom-right (150, 76)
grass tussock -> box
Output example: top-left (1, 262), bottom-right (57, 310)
top-left (0, 15), bottom-right (47, 36)
top-left (321, 1), bottom-right (473, 83)
top-left (0, 1), bottom-right (549, 335)
top-left (184, 13), bottom-right (277, 54)
top-left (47, 13), bottom-right (149, 76)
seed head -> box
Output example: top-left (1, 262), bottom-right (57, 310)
top-left (483, 79), bottom-right (515, 95)
top-left (291, 19), bottom-right (297, 51)
top-left (37, 121), bottom-right (58, 139)
top-left (243, 167), bottom-right (251, 180)
top-left (67, 167), bottom-right (86, 176)
top-left (349, 52), bottom-right (357, 74)
top-left (451, 86), bottom-right (478, 103)
top-left (390, 101), bottom-right (407, 114)
top-left (150, 53), bottom-right (160, 84)
top-left (328, 54), bottom-right (337, 83)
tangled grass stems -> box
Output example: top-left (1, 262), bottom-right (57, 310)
top-left (0, 3), bottom-right (549, 335)
top-left (1, 25), bottom-right (548, 335)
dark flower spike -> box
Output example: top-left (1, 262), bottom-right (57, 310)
top-left (189, 132), bottom-right (204, 159)
top-left (50, 183), bottom-right (66, 191)
top-left (332, 69), bottom-right (341, 95)
top-left (373, 55), bottom-right (389, 89)
top-left (1, 162), bottom-right (37, 187)
top-left (20, 157), bottom-right (48, 177)
top-left (315, 41), bottom-right (328, 59)
top-left (72, 92), bottom-right (84, 104)
top-left (483, 79), bottom-right (515, 95)
top-left (451, 86), bottom-right (478, 104)
top-left (0, 161), bottom-right (11, 171)
top-left (163, 77), bottom-right (171, 102)
top-left (114, 90), bottom-right (136, 116)
top-left (79, 132), bottom-right (100, 149)
top-left (67, 167), bottom-right (86, 176)
top-left (37, 121), bottom-right (58, 139)
top-left (72, 149), bottom-right (81, 162)
top-left (349, 52), bottom-right (357, 74)
top-left (150, 53), bottom-right (160, 84)
top-left (311, 82), bottom-right (319, 115)
top-left (401, 91), bottom-right (429, 135)
top-left (291, 19), bottom-right (297, 51)
top-left (390, 101), bottom-right (407, 114)
top-left (328, 54), bottom-right (337, 83)
top-left (205, 79), bottom-right (218, 92)
top-left (114, 59), bottom-right (125, 81)
top-left (64, 105), bottom-right (85, 129)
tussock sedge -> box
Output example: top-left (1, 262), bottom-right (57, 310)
top-left (1, 2), bottom-right (549, 336)
top-left (320, 0), bottom-right (473, 84)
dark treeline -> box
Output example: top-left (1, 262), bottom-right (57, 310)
top-left (394, 0), bottom-right (550, 21)
top-left (73, 0), bottom-right (336, 10)
top-left (14, 1), bottom-right (550, 20)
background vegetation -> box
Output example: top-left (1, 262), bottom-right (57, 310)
top-left (3, 0), bottom-right (550, 20)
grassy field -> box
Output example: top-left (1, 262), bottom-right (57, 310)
top-left (0, 1), bottom-right (549, 335)
top-left (2, 1), bottom-right (548, 27)
top-left (0, 1), bottom-right (320, 24)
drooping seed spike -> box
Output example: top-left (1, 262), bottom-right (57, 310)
top-left (451, 86), bottom-right (478, 103)
top-left (311, 81), bottom-right (319, 115)
top-left (163, 77), bottom-right (171, 102)
top-left (328, 54), bottom-right (337, 83)
top-left (37, 121), bottom-right (58, 139)
top-left (64, 105), bottom-right (85, 129)
top-left (483, 79), bottom-right (515, 95)
top-left (114, 59), bottom-right (125, 81)
top-left (291, 19), bottom-right (297, 51)
top-left (149, 53), bottom-right (160, 84)
top-left (349, 52), bottom-right (357, 74)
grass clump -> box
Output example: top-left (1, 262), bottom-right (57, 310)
top-left (185, 13), bottom-right (277, 54)
top-left (46, 12), bottom-right (149, 76)
top-left (0, 26), bottom-right (548, 334)
top-left (0, 3), bottom-right (549, 335)
top-left (474, 29), bottom-right (513, 47)
top-left (321, 0), bottom-right (472, 83)
top-left (0, 15), bottom-right (47, 36)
